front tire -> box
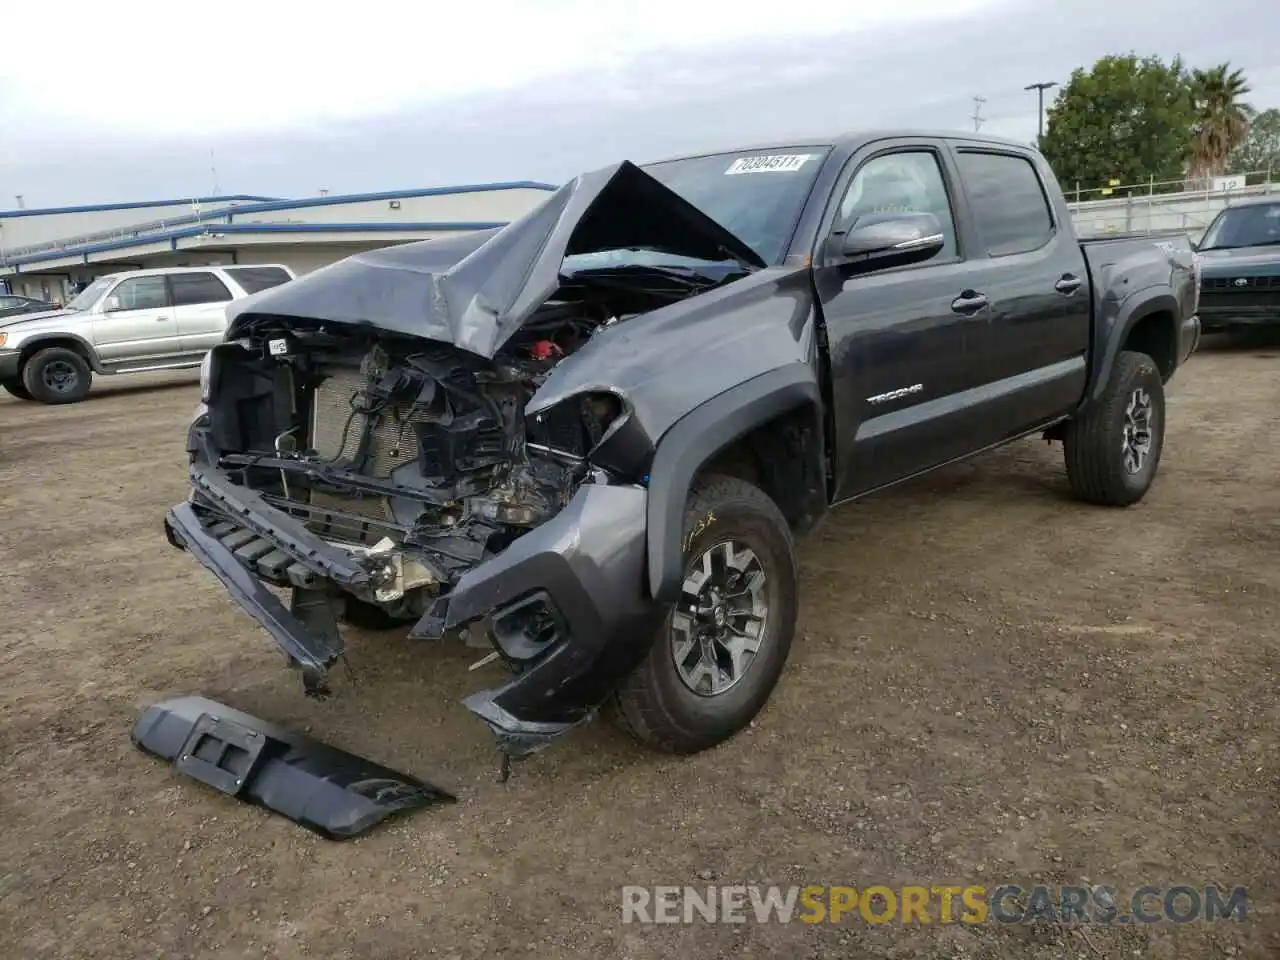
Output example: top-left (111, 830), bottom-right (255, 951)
top-left (21, 347), bottom-right (92, 404)
top-left (608, 474), bottom-right (799, 753)
top-left (1063, 350), bottom-right (1165, 506)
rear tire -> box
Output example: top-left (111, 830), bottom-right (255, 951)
top-left (21, 347), bottom-right (92, 404)
top-left (608, 474), bottom-right (799, 753)
top-left (1, 378), bottom-right (33, 401)
top-left (1063, 350), bottom-right (1165, 506)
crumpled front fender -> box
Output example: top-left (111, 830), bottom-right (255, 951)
top-left (415, 478), bottom-right (668, 756)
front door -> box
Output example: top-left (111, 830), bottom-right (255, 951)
top-left (169, 271), bottom-right (235, 353)
top-left (814, 141), bottom-right (987, 499)
top-left (92, 275), bottom-right (178, 363)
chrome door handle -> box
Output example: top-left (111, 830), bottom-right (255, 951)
top-left (951, 292), bottom-right (989, 314)
top-left (1054, 275), bottom-right (1083, 295)
top-left (155, 315), bottom-right (170, 321)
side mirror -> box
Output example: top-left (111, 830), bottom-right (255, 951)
top-left (836, 212), bottom-right (946, 273)
top-left (103, 295), bottom-right (122, 312)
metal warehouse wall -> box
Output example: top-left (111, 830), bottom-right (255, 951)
top-left (0, 198), bottom-right (269, 251)
top-left (129, 243), bottom-right (389, 275)
top-left (7, 275), bottom-right (63, 301)
top-left (228, 188), bottom-right (551, 228)
top-left (3, 244), bottom-right (373, 302)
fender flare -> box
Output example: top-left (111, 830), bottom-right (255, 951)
top-left (1091, 289), bottom-right (1179, 402)
top-left (16, 332), bottom-right (105, 373)
top-left (645, 362), bottom-right (822, 603)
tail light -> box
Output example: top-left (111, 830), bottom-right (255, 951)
top-left (199, 350), bottom-right (213, 403)
top-left (1191, 252), bottom-right (1202, 314)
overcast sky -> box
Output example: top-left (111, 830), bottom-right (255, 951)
top-left (1, 0), bottom-right (1277, 208)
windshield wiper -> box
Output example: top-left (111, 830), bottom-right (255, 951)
top-left (568, 264), bottom-right (734, 297)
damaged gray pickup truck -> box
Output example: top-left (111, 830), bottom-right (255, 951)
top-left (165, 131), bottom-right (1200, 765)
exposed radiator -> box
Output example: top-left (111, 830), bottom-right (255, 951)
top-left (309, 364), bottom-right (435, 479)
top-left (308, 361), bottom-right (433, 523)
top-left (305, 352), bottom-right (511, 524)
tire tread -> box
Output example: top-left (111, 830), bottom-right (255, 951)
top-left (1063, 350), bottom-right (1163, 507)
top-left (20, 347), bottom-right (92, 404)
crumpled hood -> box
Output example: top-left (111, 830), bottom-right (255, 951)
top-left (225, 161), bottom-right (766, 358)
top-left (0, 307), bottom-right (77, 330)
top-left (1197, 245), bottom-right (1280, 276)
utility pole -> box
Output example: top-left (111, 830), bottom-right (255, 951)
top-left (1024, 81), bottom-right (1058, 143)
top-left (971, 96), bottom-right (986, 132)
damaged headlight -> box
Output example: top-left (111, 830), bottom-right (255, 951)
top-left (526, 390), bottom-right (652, 481)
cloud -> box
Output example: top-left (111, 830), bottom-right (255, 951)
top-left (0, 0), bottom-right (997, 135)
top-left (1, 0), bottom-right (1277, 205)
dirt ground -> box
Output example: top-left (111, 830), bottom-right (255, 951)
top-left (0, 338), bottom-right (1276, 960)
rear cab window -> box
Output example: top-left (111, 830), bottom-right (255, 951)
top-left (955, 151), bottom-right (1055, 256)
top-left (224, 266), bottom-right (293, 295)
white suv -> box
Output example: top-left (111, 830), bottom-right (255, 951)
top-left (0, 264), bottom-right (295, 404)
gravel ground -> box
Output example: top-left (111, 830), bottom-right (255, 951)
top-left (0, 337), bottom-right (1276, 959)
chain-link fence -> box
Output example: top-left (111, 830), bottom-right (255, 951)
top-left (1066, 169), bottom-right (1278, 240)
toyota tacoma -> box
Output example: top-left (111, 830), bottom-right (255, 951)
top-left (1193, 196), bottom-right (1280, 332)
top-left (165, 131), bottom-right (1200, 765)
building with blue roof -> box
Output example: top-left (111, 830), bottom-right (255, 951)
top-left (0, 183), bottom-right (557, 301)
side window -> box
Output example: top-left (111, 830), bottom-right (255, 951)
top-left (836, 151), bottom-right (958, 259)
top-left (956, 151), bottom-right (1054, 256)
top-left (170, 272), bottom-right (233, 307)
top-left (111, 276), bottom-right (169, 311)
top-left (224, 266), bottom-right (293, 294)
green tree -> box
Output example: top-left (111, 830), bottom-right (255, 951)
top-left (1189, 63), bottom-right (1254, 178)
top-left (1040, 53), bottom-right (1195, 196)
top-left (1228, 106), bottom-right (1280, 175)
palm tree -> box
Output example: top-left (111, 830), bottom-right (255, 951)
top-left (1190, 64), bottom-right (1254, 179)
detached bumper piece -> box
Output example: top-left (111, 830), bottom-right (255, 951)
top-left (132, 696), bottom-right (454, 840)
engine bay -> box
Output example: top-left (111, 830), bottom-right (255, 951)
top-left (189, 245), bottom-right (755, 628)
top-left (196, 294), bottom-right (653, 616)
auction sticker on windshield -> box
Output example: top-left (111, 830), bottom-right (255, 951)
top-left (725, 154), bottom-right (814, 175)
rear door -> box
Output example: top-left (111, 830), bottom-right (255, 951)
top-left (92, 275), bottom-right (179, 362)
top-left (945, 145), bottom-right (1091, 442)
top-left (169, 271), bottom-right (235, 353)
top-left (814, 138), bottom-right (991, 498)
